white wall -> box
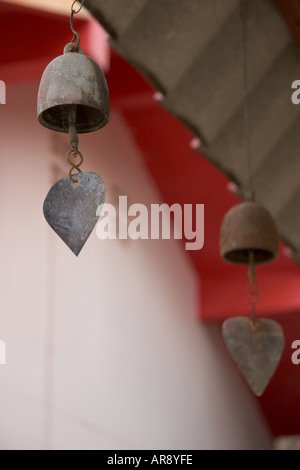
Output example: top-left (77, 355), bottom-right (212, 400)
top-left (0, 82), bottom-right (272, 450)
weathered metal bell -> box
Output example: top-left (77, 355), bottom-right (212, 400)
top-left (220, 201), bottom-right (279, 264)
top-left (37, 43), bottom-right (109, 133)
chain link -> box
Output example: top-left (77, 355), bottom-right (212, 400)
top-left (67, 149), bottom-right (83, 184)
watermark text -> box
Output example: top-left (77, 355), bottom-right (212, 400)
top-left (96, 197), bottom-right (204, 251)
top-left (291, 340), bottom-right (300, 365)
top-left (0, 80), bottom-right (6, 104)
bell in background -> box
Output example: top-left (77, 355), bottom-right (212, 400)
top-left (220, 199), bottom-right (279, 265)
top-left (37, 1), bottom-right (108, 257)
top-left (219, 0), bottom-right (284, 398)
top-left (220, 198), bottom-right (284, 397)
top-left (37, 42), bottom-right (109, 134)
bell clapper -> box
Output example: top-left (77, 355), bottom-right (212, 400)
top-left (69, 104), bottom-right (78, 153)
top-left (247, 250), bottom-right (260, 328)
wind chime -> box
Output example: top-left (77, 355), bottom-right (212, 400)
top-left (37, 0), bottom-right (108, 256)
top-left (220, 0), bottom-right (284, 396)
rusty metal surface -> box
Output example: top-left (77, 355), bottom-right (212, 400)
top-left (37, 48), bottom-right (109, 133)
top-left (43, 171), bottom-right (106, 256)
top-left (220, 201), bottom-right (279, 265)
top-left (222, 316), bottom-right (284, 396)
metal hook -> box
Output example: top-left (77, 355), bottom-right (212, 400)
top-left (70, 0), bottom-right (85, 49)
top-left (71, 0), bottom-right (85, 14)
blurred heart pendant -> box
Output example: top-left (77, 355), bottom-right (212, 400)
top-left (222, 317), bottom-right (284, 396)
top-left (43, 171), bottom-right (106, 256)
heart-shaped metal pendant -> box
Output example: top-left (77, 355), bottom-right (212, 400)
top-left (43, 171), bottom-right (106, 256)
top-left (222, 317), bottom-right (284, 396)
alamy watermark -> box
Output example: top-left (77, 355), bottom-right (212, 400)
top-left (291, 81), bottom-right (300, 104)
top-left (0, 80), bottom-right (6, 104)
top-left (291, 340), bottom-right (300, 365)
top-left (0, 340), bottom-right (6, 365)
top-left (96, 197), bottom-right (204, 251)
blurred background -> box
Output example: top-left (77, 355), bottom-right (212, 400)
top-left (0, 0), bottom-right (300, 450)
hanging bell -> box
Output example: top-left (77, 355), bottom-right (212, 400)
top-left (37, 43), bottom-right (109, 134)
top-left (37, 3), bottom-right (109, 257)
top-left (220, 200), bottom-right (279, 264)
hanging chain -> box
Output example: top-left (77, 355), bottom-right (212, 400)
top-left (241, 3), bottom-right (260, 328)
top-left (247, 251), bottom-right (260, 322)
top-left (67, 149), bottom-right (83, 183)
top-left (240, 0), bottom-right (254, 202)
top-left (68, 105), bottom-right (83, 184)
top-left (70, 0), bottom-right (85, 49)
